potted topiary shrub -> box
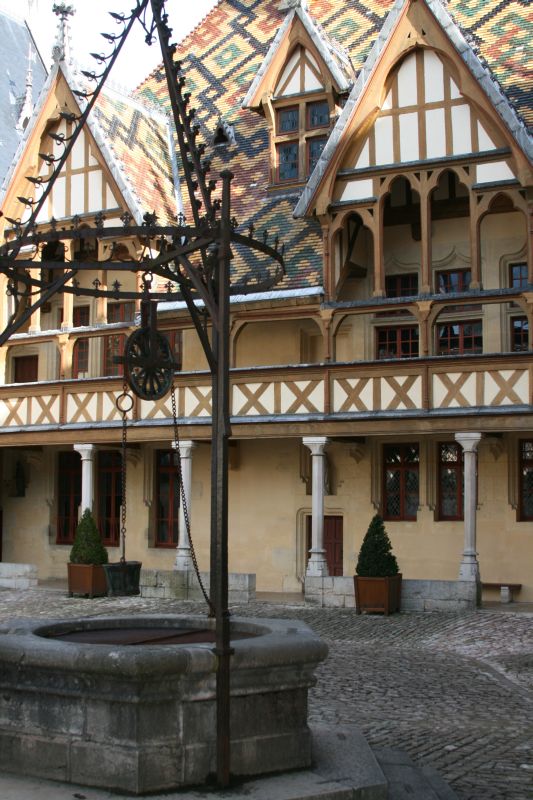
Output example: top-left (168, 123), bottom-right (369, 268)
top-left (354, 514), bottom-right (402, 615)
top-left (67, 509), bottom-right (108, 598)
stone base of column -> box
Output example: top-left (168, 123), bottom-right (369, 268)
top-left (458, 557), bottom-right (480, 582)
top-left (306, 550), bottom-right (329, 578)
top-left (174, 549), bottom-right (194, 572)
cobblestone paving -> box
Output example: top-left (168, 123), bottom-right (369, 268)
top-left (0, 588), bottom-right (532, 800)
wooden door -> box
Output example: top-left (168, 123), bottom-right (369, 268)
top-left (306, 515), bottom-right (343, 576)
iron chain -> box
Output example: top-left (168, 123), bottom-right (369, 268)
top-left (171, 384), bottom-right (214, 614)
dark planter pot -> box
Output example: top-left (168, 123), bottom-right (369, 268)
top-left (354, 573), bottom-right (402, 615)
top-left (103, 561), bottom-right (142, 596)
top-left (67, 563), bottom-right (108, 598)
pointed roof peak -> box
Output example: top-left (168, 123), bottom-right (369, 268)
top-left (278, 0), bottom-right (308, 10)
top-left (52, 3), bottom-right (75, 68)
top-left (294, 0), bottom-right (532, 218)
top-left (242, 0), bottom-right (354, 109)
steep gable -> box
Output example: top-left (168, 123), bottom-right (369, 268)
top-left (242, 1), bottom-right (353, 109)
top-left (295, 0), bottom-right (532, 217)
top-left (1, 66), bottom-right (177, 230)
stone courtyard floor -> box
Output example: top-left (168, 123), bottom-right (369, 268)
top-left (0, 586), bottom-right (532, 800)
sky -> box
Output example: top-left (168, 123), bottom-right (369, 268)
top-left (0, 0), bottom-right (218, 89)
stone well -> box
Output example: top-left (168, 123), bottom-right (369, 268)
top-left (0, 614), bottom-right (327, 794)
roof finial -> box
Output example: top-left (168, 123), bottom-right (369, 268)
top-left (52, 3), bottom-right (75, 67)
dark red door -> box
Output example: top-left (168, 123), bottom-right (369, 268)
top-left (306, 515), bottom-right (343, 576)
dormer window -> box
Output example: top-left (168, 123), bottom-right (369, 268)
top-left (273, 97), bottom-right (330, 184)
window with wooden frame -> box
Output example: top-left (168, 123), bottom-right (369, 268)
top-left (277, 140), bottom-right (299, 183)
top-left (277, 106), bottom-right (298, 134)
top-left (519, 440), bottom-right (533, 521)
top-left (383, 444), bottom-right (419, 521)
top-left (56, 451), bottom-right (81, 544)
top-left (436, 268), bottom-right (471, 294)
top-left (154, 450), bottom-right (180, 547)
top-left (102, 333), bottom-right (125, 376)
top-left (376, 325), bottom-right (419, 359)
top-left (437, 442), bottom-right (464, 520)
top-left (510, 316), bottom-right (529, 352)
top-left (166, 329), bottom-right (183, 371)
top-left (107, 302), bottom-right (135, 323)
top-left (102, 302), bottom-right (134, 376)
top-left (436, 320), bottom-right (482, 355)
top-left (274, 98), bottom-right (330, 181)
top-left (510, 262), bottom-right (528, 289)
top-left (307, 136), bottom-right (327, 175)
top-left (72, 306), bottom-right (90, 378)
top-left (306, 100), bottom-right (329, 129)
top-left (385, 273), bottom-right (419, 298)
top-left (97, 450), bottom-right (121, 547)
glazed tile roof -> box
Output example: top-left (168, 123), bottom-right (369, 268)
top-left (132, 0), bottom-right (532, 291)
top-left (91, 86), bottom-right (178, 225)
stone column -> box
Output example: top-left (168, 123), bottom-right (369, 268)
top-left (303, 436), bottom-right (329, 577)
top-left (455, 432), bottom-right (482, 582)
top-left (73, 443), bottom-right (95, 515)
top-left (173, 440), bottom-right (196, 571)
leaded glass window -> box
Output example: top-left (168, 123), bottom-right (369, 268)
top-left (307, 136), bottom-right (326, 174)
top-left (383, 444), bottom-right (419, 520)
top-left (277, 141), bottom-right (299, 182)
top-left (97, 451), bottom-right (121, 547)
top-left (307, 100), bottom-right (329, 129)
top-left (56, 451), bottom-right (81, 544)
top-left (438, 442), bottom-right (463, 520)
top-left (519, 440), bottom-right (533, 521)
top-left (277, 106), bottom-right (298, 133)
top-left (155, 450), bottom-right (180, 546)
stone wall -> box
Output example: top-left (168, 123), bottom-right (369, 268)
top-left (305, 576), bottom-right (478, 612)
top-left (140, 568), bottom-right (256, 604)
top-left (0, 563), bottom-right (37, 590)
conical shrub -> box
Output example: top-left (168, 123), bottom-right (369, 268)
top-left (69, 509), bottom-right (108, 565)
top-left (355, 514), bottom-right (398, 577)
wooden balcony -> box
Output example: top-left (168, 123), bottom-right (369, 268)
top-left (0, 353), bottom-right (530, 443)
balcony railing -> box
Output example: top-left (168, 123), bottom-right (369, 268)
top-left (0, 352), bottom-right (530, 433)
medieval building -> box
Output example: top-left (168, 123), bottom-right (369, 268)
top-left (0, 0), bottom-right (531, 606)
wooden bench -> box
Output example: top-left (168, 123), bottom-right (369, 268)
top-left (481, 582), bottom-right (522, 603)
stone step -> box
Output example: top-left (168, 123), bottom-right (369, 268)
top-left (376, 748), bottom-right (460, 800)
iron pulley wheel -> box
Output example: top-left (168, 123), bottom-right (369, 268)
top-left (124, 327), bottom-right (174, 400)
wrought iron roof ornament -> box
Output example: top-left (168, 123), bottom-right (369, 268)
top-left (0, 0), bottom-right (286, 789)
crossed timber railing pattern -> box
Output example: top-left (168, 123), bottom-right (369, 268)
top-left (0, 357), bottom-right (530, 429)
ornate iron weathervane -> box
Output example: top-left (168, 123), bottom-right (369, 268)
top-left (0, 0), bottom-right (285, 787)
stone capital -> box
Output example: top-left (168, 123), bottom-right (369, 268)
top-left (172, 440), bottom-right (197, 458)
top-left (454, 432), bottom-right (482, 453)
top-left (302, 436), bottom-right (329, 456)
top-left (73, 444), bottom-right (96, 460)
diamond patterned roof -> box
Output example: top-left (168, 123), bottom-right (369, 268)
top-left (129, 0), bottom-right (532, 291)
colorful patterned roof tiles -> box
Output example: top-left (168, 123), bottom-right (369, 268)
top-left (92, 88), bottom-right (177, 224)
top-left (128, 0), bottom-right (531, 292)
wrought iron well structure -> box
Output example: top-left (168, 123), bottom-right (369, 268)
top-left (0, 0), bottom-right (285, 787)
